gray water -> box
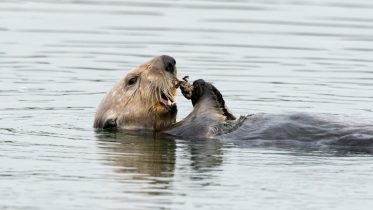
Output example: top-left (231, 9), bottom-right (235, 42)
top-left (1, 0), bottom-right (373, 209)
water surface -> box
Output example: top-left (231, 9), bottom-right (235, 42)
top-left (1, 0), bottom-right (373, 209)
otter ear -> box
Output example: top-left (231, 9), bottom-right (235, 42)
top-left (103, 118), bottom-right (117, 130)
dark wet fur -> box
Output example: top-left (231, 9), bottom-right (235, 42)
top-left (166, 79), bottom-right (373, 152)
top-left (221, 113), bottom-right (373, 150)
top-left (165, 79), bottom-right (236, 138)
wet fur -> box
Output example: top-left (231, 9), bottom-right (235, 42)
top-left (166, 79), bottom-right (373, 149)
top-left (94, 56), bottom-right (177, 130)
top-left (165, 79), bottom-right (236, 138)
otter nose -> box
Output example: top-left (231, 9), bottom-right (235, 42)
top-left (162, 55), bottom-right (176, 73)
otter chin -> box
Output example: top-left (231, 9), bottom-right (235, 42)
top-left (94, 55), bottom-right (178, 131)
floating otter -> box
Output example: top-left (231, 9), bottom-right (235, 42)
top-left (95, 55), bottom-right (373, 150)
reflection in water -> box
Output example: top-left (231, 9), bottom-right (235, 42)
top-left (95, 131), bottom-right (225, 180)
top-left (95, 132), bottom-right (176, 186)
top-left (187, 139), bottom-right (223, 173)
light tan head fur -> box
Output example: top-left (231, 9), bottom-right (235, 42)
top-left (94, 55), bottom-right (178, 131)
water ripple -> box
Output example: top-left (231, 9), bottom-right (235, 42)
top-left (1, 0), bottom-right (373, 209)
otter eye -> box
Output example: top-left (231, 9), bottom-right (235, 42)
top-left (127, 76), bottom-right (138, 86)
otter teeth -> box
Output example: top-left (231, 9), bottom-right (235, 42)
top-left (160, 92), bottom-right (174, 106)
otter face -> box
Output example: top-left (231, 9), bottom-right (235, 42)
top-left (94, 55), bottom-right (178, 131)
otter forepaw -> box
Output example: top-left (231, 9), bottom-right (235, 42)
top-left (177, 76), bottom-right (193, 100)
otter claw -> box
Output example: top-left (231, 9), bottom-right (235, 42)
top-left (175, 76), bottom-right (189, 87)
top-left (180, 82), bottom-right (193, 100)
top-left (175, 76), bottom-right (193, 99)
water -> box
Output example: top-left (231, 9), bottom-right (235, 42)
top-left (1, 0), bottom-right (373, 209)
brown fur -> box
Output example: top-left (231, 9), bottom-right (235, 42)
top-left (94, 56), bottom-right (178, 130)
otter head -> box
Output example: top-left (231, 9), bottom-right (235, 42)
top-left (94, 55), bottom-right (178, 131)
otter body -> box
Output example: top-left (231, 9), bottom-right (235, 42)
top-left (166, 79), bottom-right (373, 147)
top-left (94, 56), bottom-right (373, 150)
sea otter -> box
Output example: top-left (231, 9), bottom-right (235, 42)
top-left (95, 55), bottom-right (373, 149)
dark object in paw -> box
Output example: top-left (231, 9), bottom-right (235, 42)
top-left (177, 76), bottom-right (193, 100)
